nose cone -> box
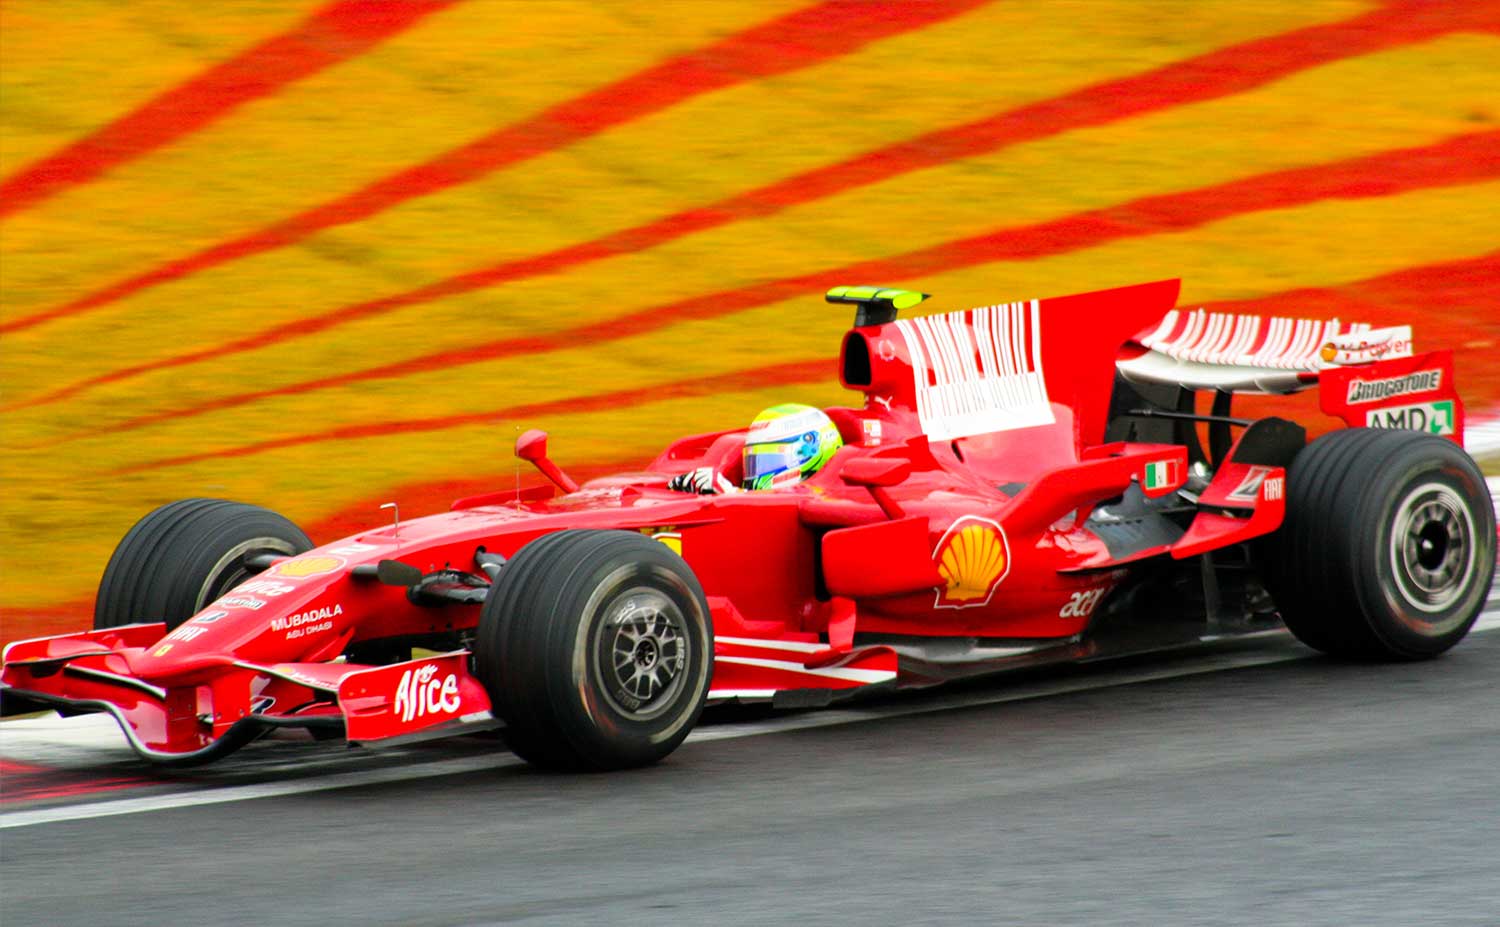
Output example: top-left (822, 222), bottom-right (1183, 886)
top-left (123, 633), bottom-right (238, 681)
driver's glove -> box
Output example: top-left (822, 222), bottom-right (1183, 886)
top-left (667, 467), bottom-right (731, 495)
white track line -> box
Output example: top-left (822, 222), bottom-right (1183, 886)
top-left (1467, 412), bottom-right (1500, 458)
top-left (8, 622), bottom-right (1500, 830)
top-left (0, 754), bottom-right (523, 829)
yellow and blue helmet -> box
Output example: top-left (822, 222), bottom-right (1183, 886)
top-left (742, 403), bottom-right (843, 490)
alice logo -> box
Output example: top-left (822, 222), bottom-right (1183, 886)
top-left (394, 663), bottom-right (461, 723)
top-left (933, 516), bottom-right (1010, 608)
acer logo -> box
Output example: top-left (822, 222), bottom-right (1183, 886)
top-left (394, 663), bottom-right (461, 723)
top-left (1059, 588), bottom-right (1106, 619)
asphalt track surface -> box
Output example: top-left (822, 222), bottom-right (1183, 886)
top-left (2, 586), bottom-right (1498, 927)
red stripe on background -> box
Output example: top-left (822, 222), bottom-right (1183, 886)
top-left (18, 0), bottom-right (1494, 412)
top-left (299, 456), bottom-right (648, 541)
top-left (1199, 250), bottom-right (1500, 322)
top-left (114, 359), bottom-right (833, 473)
top-left (1, 0), bottom-right (990, 335)
top-left (73, 130), bottom-right (1500, 448)
top-left (0, 599), bottom-right (95, 646)
top-left (0, 1), bottom-right (461, 220)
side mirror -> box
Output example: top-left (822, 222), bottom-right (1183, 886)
top-left (513, 428), bottom-right (579, 494)
top-left (840, 456), bottom-right (910, 520)
top-left (515, 429), bottom-right (549, 462)
top-left (375, 559), bottom-right (424, 587)
top-left (841, 456), bottom-right (911, 488)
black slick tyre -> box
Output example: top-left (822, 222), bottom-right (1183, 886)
top-left (94, 499), bottom-right (312, 631)
top-left (475, 530), bottom-right (713, 771)
top-left (1265, 428), bottom-right (1495, 660)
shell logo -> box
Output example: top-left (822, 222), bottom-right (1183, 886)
top-left (270, 555), bottom-right (345, 578)
top-left (1319, 342), bottom-right (1338, 363)
top-left (932, 516), bottom-right (1010, 609)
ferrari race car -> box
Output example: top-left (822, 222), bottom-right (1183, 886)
top-left (3, 279), bottom-right (1494, 770)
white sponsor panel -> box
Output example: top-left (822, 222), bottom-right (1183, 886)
top-left (895, 300), bottom-right (1054, 440)
top-left (217, 595), bottom-right (266, 611)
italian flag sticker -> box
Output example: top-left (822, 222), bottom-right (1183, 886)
top-left (1144, 458), bottom-right (1179, 491)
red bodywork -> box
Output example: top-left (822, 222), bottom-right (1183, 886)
top-left (1, 279), bottom-right (1463, 763)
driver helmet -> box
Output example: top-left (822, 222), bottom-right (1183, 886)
top-left (742, 403), bottom-right (843, 490)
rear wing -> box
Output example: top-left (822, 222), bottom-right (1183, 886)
top-left (1117, 307), bottom-right (1462, 443)
top-left (1118, 308), bottom-right (1414, 393)
top-left (838, 279), bottom-right (1182, 451)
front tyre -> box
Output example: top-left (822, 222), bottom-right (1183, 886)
top-left (475, 530), bottom-right (713, 770)
top-left (95, 499), bottom-right (312, 631)
top-left (1266, 428), bottom-right (1495, 659)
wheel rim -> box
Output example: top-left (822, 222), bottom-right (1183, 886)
top-left (593, 587), bottom-right (690, 721)
top-left (195, 537), bottom-right (302, 611)
top-left (1388, 481), bottom-right (1477, 625)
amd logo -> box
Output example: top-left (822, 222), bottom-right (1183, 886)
top-left (1366, 400), bottom-right (1456, 436)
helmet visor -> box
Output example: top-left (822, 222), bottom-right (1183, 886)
top-left (743, 441), bottom-right (803, 489)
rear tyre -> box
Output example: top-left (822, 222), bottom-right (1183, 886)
top-left (94, 499), bottom-right (312, 631)
top-left (1265, 428), bottom-right (1495, 659)
top-left (475, 530), bottom-right (713, 770)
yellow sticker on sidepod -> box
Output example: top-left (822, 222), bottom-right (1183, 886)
top-left (270, 556), bottom-right (346, 578)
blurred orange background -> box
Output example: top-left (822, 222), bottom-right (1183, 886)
top-left (2, 0), bottom-right (1497, 641)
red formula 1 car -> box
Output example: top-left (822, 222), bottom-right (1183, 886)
top-left (4, 280), bottom-right (1494, 770)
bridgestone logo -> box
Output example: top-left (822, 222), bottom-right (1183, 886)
top-left (1346, 370), bottom-right (1441, 404)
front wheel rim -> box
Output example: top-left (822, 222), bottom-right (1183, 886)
top-left (1388, 481), bottom-right (1476, 627)
top-left (196, 536), bottom-right (302, 611)
top-left (593, 587), bottom-right (690, 722)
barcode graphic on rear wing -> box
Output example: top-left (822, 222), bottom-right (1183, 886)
top-left (896, 300), bottom-right (1054, 441)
